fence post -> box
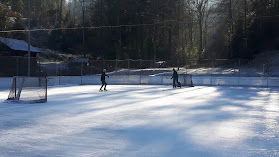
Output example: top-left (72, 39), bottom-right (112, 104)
top-left (211, 74), bottom-right (213, 86)
top-left (81, 62), bottom-right (83, 76)
top-left (127, 59), bottom-right (130, 69)
top-left (38, 57), bottom-right (41, 76)
top-left (234, 61), bottom-right (236, 74)
top-left (211, 59), bottom-right (214, 85)
top-left (56, 60), bottom-right (58, 76)
top-left (185, 59), bottom-right (187, 74)
top-left (103, 59), bottom-right (106, 69)
top-left (238, 59), bottom-right (241, 74)
top-left (263, 64), bottom-right (265, 76)
top-left (115, 59), bottom-right (118, 71)
top-left (139, 59), bottom-right (142, 69)
top-left (238, 59), bottom-right (240, 86)
top-left (90, 61), bottom-right (93, 75)
top-left (81, 62), bottom-right (83, 84)
top-left (16, 56), bottom-right (19, 76)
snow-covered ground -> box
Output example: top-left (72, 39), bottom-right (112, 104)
top-left (0, 85), bottom-right (279, 157)
top-left (109, 50), bottom-right (279, 77)
top-left (109, 65), bottom-right (279, 77)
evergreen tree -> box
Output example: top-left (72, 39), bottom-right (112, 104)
top-left (11, 0), bottom-right (24, 14)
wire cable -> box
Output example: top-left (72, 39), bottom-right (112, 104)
top-left (0, 14), bottom-right (279, 33)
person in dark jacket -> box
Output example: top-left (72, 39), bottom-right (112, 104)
top-left (171, 68), bottom-right (178, 88)
top-left (100, 69), bottom-right (109, 91)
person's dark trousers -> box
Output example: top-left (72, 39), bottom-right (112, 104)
top-left (100, 80), bottom-right (107, 90)
top-left (173, 79), bottom-right (178, 88)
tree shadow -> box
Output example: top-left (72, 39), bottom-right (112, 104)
top-left (1, 85), bottom-right (279, 157)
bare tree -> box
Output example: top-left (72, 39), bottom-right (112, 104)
top-left (59, 0), bottom-right (63, 27)
top-left (194, 0), bottom-right (209, 58)
top-left (79, 0), bottom-right (85, 57)
top-left (243, 0), bottom-right (247, 47)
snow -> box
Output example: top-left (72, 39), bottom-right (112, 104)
top-left (0, 85), bottom-right (279, 157)
top-left (108, 51), bottom-right (279, 77)
top-left (109, 66), bottom-right (279, 77)
top-left (0, 37), bottom-right (41, 53)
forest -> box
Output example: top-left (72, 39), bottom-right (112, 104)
top-left (0, 0), bottom-right (279, 61)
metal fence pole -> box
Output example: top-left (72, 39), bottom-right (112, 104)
top-left (114, 59), bottom-right (118, 71)
top-left (263, 64), bottom-right (265, 76)
top-left (38, 57), bottom-right (41, 76)
top-left (186, 59), bottom-right (188, 75)
top-left (234, 61), bottom-right (236, 74)
top-left (56, 60), bottom-right (58, 76)
top-left (127, 59), bottom-right (130, 69)
top-left (103, 60), bottom-right (106, 69)
top-left (139, 59), bottom-right (142, 69)
top-left (81, 62), bottom-right (83, 76)
top-left (16, 57), bottom-right (19, 76)
top-left (211, 59), bottom-right (213, 86)
top-left (90, 61), bottom-right (92, 75)
top-left (238, 59), bottom-right (240, 86)
top-left (27, 0), bottom-right (31, 76)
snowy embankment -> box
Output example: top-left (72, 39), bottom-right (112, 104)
top-left (0, 85), bottom-right (279, 157)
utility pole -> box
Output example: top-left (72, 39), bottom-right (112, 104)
top-left (27, 0), bottom-right (31, 76)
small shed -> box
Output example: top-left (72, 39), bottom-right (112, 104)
top-left (0, 37), bottom-right (41, 57)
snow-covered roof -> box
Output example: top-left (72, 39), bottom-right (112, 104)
top-left (0, 37), bottom-right (41, 53)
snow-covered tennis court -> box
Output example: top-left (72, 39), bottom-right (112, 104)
top-left (0, 85), bottom-right (279, 157)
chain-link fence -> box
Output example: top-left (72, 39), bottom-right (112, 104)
top-left (0, 56), bottom-right (43, 77)
top-left (0, 56), bottom-right (278, 77)
top-left (184, 59), bottom-right (278, 77)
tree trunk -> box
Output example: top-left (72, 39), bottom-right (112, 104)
top-left (198, 13), bottom-right (203, 58)
top-left (168, 25), bottom-right (173, 60)
top-left (59, 0), bottom-right (63, 27)
top-left (229, 0), bottom-right (234, 32)
top-left (244, 0), bottom-right (247, 47)
top-left (229, 0), bottom-right (234, 58)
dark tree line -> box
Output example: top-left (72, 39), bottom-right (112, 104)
top-left (1, 0), bottom-right (279, 60)
top-left (212, 0), bottom-right (279, 59)
top-left (65, 0), bottom-right (200, 61)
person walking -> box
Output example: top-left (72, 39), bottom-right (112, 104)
top-left (171, 68), bottom-right (178, 88)
top-left (100, 69), bottom-right (109, 91)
